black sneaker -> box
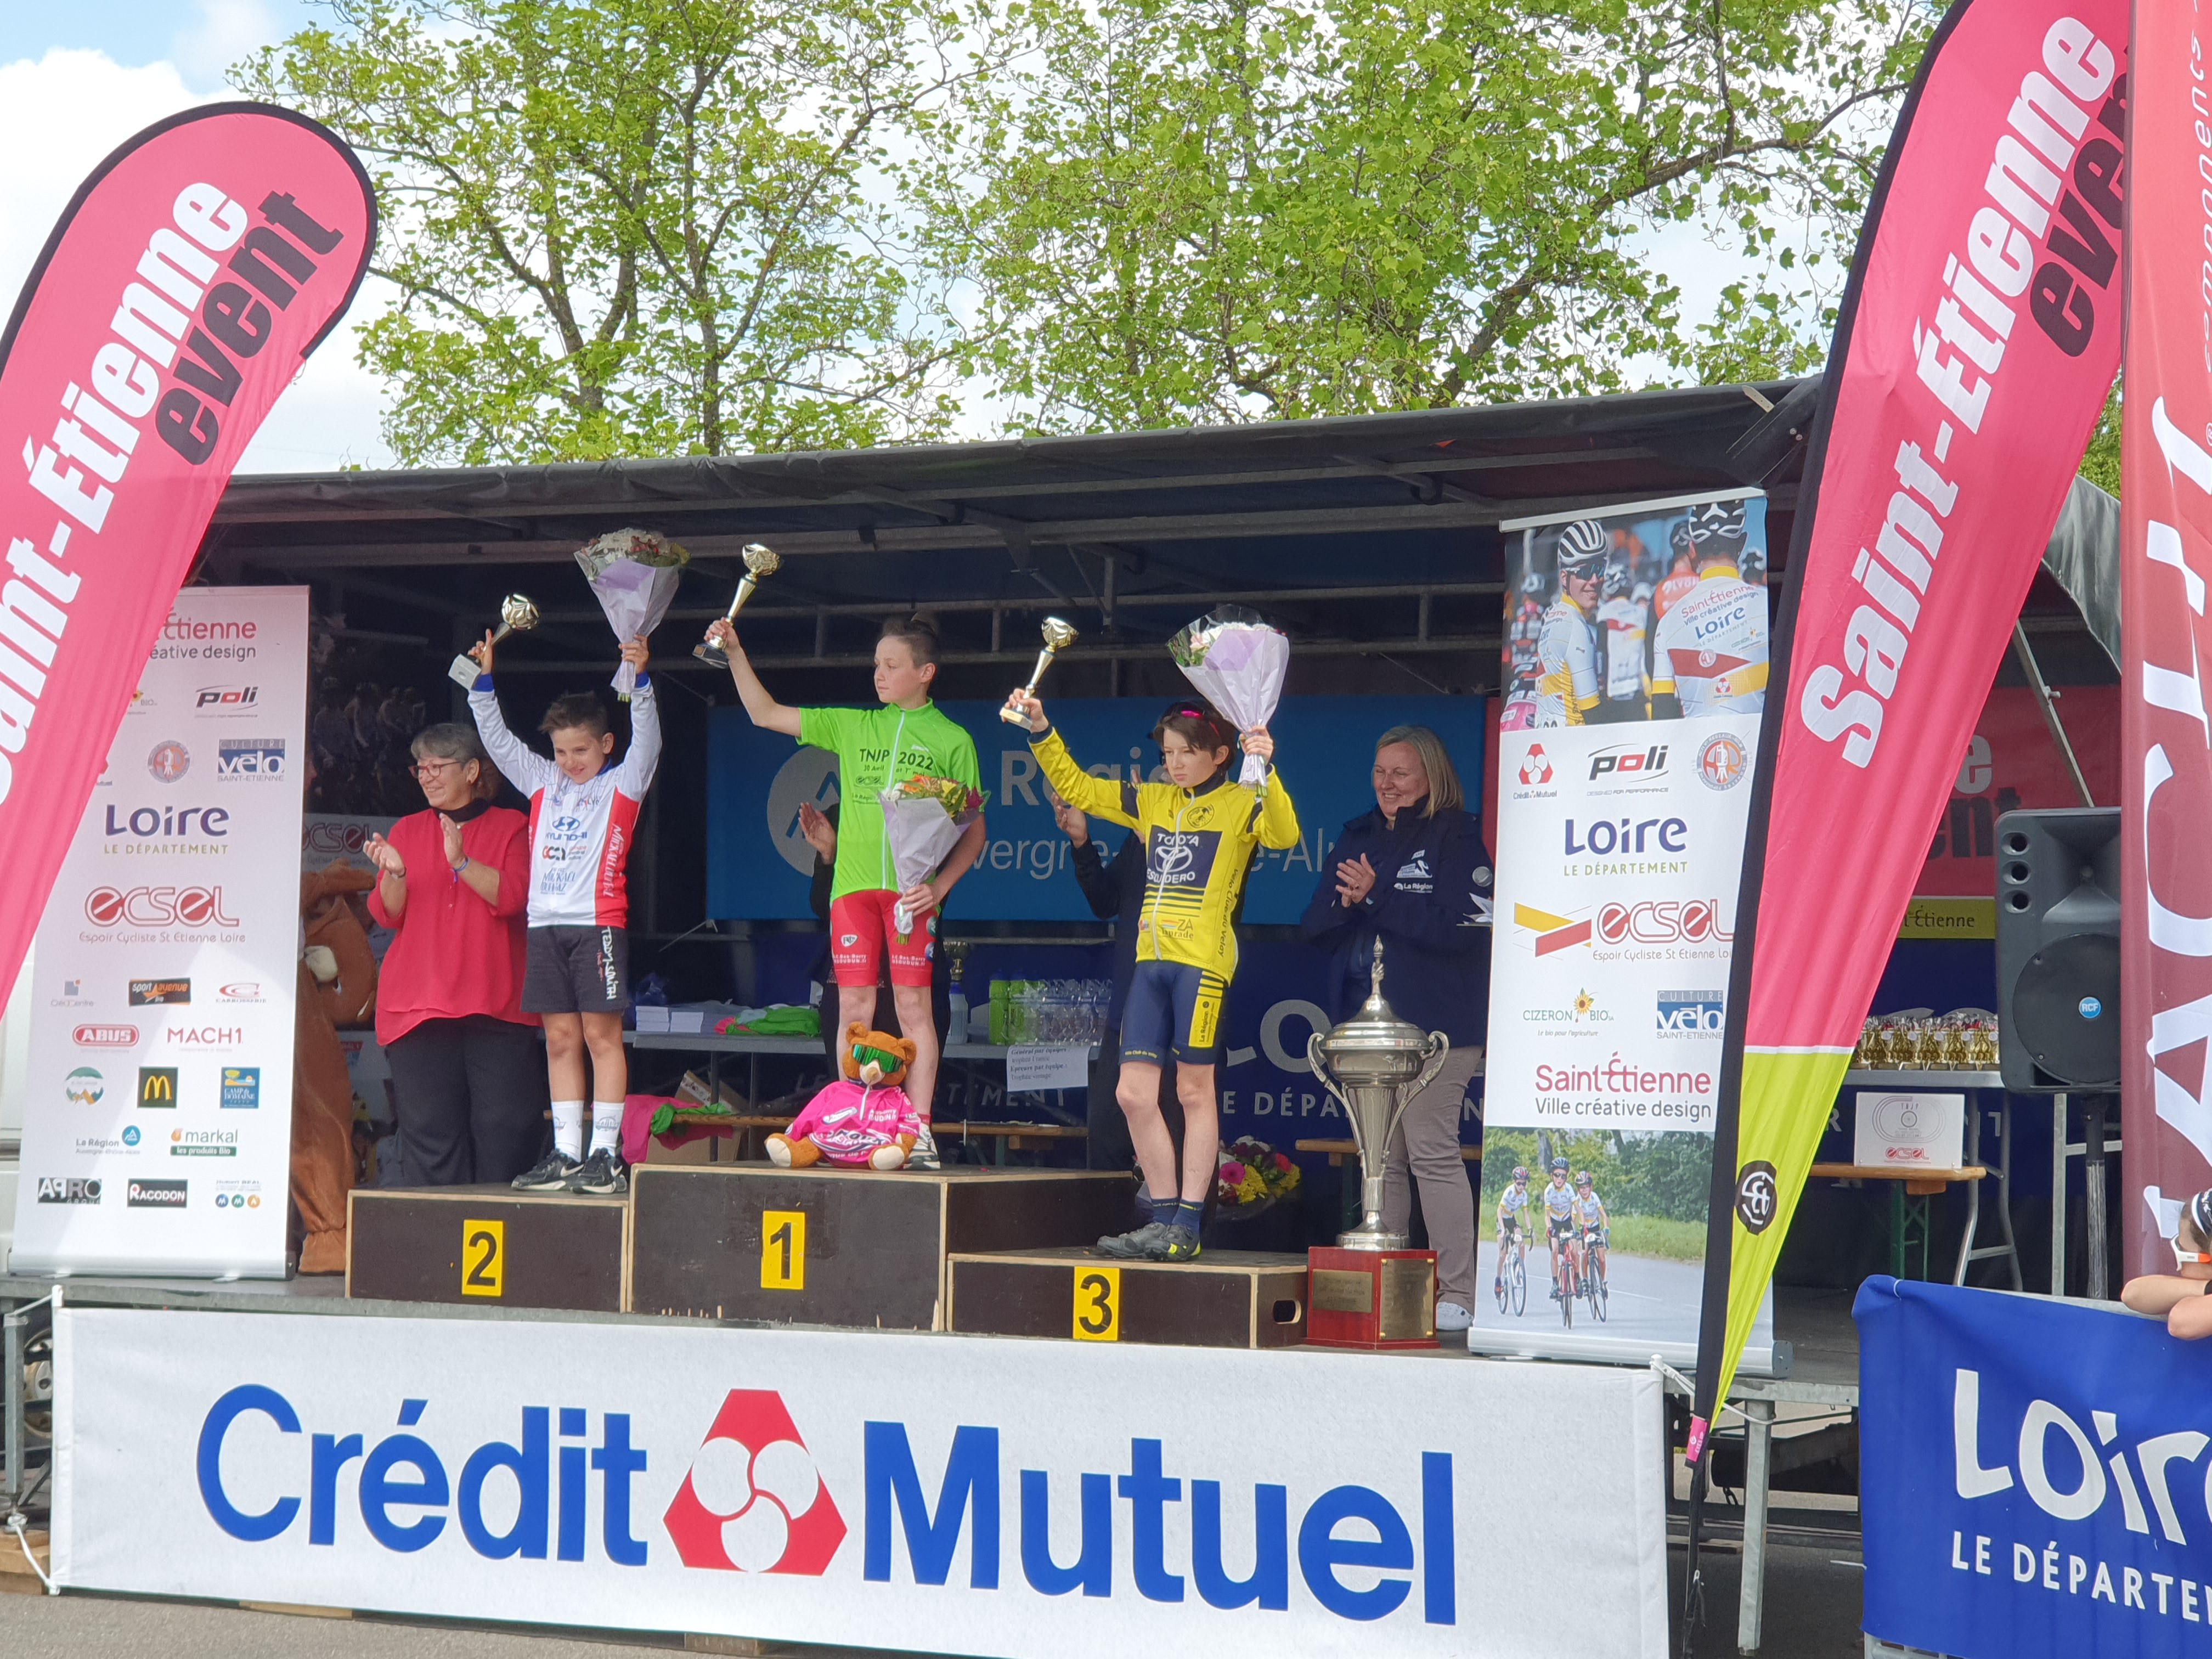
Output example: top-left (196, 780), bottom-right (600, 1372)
top-left (512, 1150), bottom-right (581, 1192)
top-left (1098, 1221), bottom-right (1173, 1260)
top-left (567, 1147), bottom-right (629, 1195)
top-left (1152, 1225), bottom-right (1202, 1263)
top-left (908, 1125), bottom-right (941, 1171)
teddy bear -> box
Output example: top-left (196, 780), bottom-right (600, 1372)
top-left (766, 1024), bottom-right (925, 1170)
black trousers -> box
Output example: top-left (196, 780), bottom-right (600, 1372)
top-left (385, 1015), bottom-right (550, 1186)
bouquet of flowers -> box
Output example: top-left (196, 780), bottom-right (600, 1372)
top-left (575, 527), bottom-right (689, 699)
top-left (881, 773), bottom-right (987, 939)
top-left (1167, 606), bottom-right (1289, 786)
top-left (1214, 1136), bottom-right (1303, 1209)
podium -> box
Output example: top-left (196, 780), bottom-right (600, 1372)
top-left (949, 1247), bottom-right (1309, 1348)
top-left (347, 1186), bottom-right (628, 1312)
top-left (625, 1165), bottom-right (1134, 1329)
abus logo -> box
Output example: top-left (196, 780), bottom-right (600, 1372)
top-left (665, 1391), bottom-right (846, 1573)
top-left (1519, 746), bottom-right (1554, 786)
top-left (1588, 743), bottom-right (1668, 781)
top-left (74, 1024), bottom-right (139, 1047)
top-left (84, 885), bottom-right (239, 928)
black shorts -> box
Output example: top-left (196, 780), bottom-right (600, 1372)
top-left (523, 925), bottom-right (629, 1014)
top-left (1121, 960), bottom-right (1227, 1066)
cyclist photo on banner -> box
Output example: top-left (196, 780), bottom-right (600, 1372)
top-left (1493, 1164), bottom-right (1533, 1316)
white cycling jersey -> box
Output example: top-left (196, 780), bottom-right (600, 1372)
top-left (1596, 595), bottom-right (1649, 703)
top-left (1536, 596), bottom-right (1600, 726)
top-left (470, 676), bottom-right (663, 928)
top-left (1543, 1181), bottom-right (1576, 1220)
top-left (1499, 1186), bottom-right (1531, 1220)
top-left (1574, 1190), bottom-right (1606, 1227)
top-left (1651, 565), bottom-right (1769, 717)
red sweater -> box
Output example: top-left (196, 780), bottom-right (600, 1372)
top-left (366, 804), bottom-right (535, 1045)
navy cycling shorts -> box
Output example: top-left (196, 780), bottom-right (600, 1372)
top-left (1120, 960), bottom-right (1227, 1066)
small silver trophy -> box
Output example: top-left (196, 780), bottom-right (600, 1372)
top-left (1000, 616), bottom-right (1081, 725)
top-left (1308, 940), bottom-right (1450, 1249)
top-left (448, 593), bottom-right (539, 689)
top-left (694, 543), bottom-right (782, 665)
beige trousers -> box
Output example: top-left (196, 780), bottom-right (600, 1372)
top-left (1380, 1047), bottom-right (1485, 1307)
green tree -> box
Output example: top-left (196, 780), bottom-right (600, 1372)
top-left (927, 0), bottom-right (1931, 432)
top-left (239, 0), bottom-right (1010, 463)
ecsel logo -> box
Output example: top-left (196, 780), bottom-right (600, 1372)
top-left (665, 1390), bottom-right (847, 1575)
top-left (86, 886), bottom-right (238, 928)
top-left (138, 1066), bottom-right (179, 1107)
top-left (74, 1025), bottom-right (139, 1047)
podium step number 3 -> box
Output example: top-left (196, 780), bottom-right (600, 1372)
top-left (761, 1210), bottom-right (806, 1290)
top-left (1073, 1265), bottom-right (1120, 1341)
top-left (462, 1219), bottom-right (505, 1297)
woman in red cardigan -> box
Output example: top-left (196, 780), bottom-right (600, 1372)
top-left (363, 722), bottom-right (548, 1184)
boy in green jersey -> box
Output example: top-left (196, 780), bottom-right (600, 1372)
top-left (709, 612), bottom-right (984, 1165)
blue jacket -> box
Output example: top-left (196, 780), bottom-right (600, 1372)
top-left (1299, 802), bottom-right (1494, 1046)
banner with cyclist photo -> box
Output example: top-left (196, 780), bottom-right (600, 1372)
top-left (1477, 493), bottom-right (1775, 1365)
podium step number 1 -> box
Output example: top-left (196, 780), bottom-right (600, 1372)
top-left (761, 1210), bottom-right (807, 1290)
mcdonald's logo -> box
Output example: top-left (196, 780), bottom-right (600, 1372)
top-left (137, 1066), bottom-right (179, 1108)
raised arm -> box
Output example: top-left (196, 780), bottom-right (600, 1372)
top-left (612, 669), bottom-right (663, 798)
top-left (467, 676), bottom-right (555, 797)
top-left (1025, 710), bottom-right (1139, 830)
top-left (705, 619), bottom-right (802, 737)
top-left (1253, 765), bottom-right (1302, 851)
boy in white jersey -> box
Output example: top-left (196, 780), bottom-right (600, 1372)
top-left (1651, 499), bottom-right (1769, 719)
top-left (1542, 1156), bottom-right (1577, 1299)
top-left (1494, 1165), bottom-right (1532, 1299)
top-left (1572, 1170), bottom-right (1610, 1284)
top-left (469, 631), bottom-right (662, 1195)
top-left (1535, 520), bottom-right (1607, 727)
top-left (1595, 561), bottom-right (1649, 719)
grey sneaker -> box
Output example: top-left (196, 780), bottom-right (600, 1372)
top-left (908, 1124), bottom-right (941, 1171)
top-left (1435, 1300), bottom-right (1474, 1333)
top-left (511, 1150), bottom-right (581, 1192)
top-left (1097, 1221), bottom-right (1173, 1260)
top-left (1153, 1224), bottom-right (1202, 1262)
top-left (567, 1147), bottom-right (629, 1195)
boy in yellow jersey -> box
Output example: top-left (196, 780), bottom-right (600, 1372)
top-left (1009, 691), bottom-right (1299, 1261)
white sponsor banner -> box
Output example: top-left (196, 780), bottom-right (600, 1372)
top-left (54, 1307), bottom-right (1667, 1657)
top-left (10, 588), bottom-right (308, 1277)
top-left (1480, 719), bottom-right (1773, 1359)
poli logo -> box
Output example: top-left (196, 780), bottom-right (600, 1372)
top-left (1517, 746), bottom-right (1554, 786)
top-left (664, 1390), bottom-right (846, 1574)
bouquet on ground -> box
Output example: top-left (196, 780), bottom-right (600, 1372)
top-left (881, 773), bottom-right (988, 939)
top-left (1215, 1135), bottom-right (1302, 1209)
top-left (1167, 606), bottom-right (1289, 786)
top-left (575, 527), bottom-right (689, 699)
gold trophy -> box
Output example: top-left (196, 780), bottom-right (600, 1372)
top-left (448, 593), bottom-right (539, 688)
top-left (693, 543), bottom-right (782, 664)
top-left (1000, 616), bottom-right (1080, 725)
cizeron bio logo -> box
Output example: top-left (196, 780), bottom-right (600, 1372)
top-left (664, 1391), bottom-right (847, 1574)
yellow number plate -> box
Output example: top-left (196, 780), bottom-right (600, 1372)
top-left (1072, 1265), bottom-right (1120, 1341)
top-left (461, 1218), bottom-right (505, 1297)
top-left (761, 1210), bottom-right (807, 1291)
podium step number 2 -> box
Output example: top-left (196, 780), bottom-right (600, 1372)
top-left (462, 1219), bottom-right (505, 1298)
top-left (761, 1210), bottom-right (807, 1290)
top-left (1073, 1265), bottom-right (1120, 1341)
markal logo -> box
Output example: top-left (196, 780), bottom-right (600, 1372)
top-left (1698, 732), bottom-right (1749, 791)
top-left (172, 1127), bottom-right (240, 1158)
top-left (86, 885), bottom-right (238, 929)
top-left (195, 684), bottom-right (259, 714)
top-left (37, 1177), bottom-right (101, 1204)
top-left (1588, 742), bottom-right (1668, 782)
top-left (1514, 902), bottom-right (1593, 956)
top-left (127, 1178), bottom-right (188, 1208)
top-left (129, 978), bottom-right (190, 1006)
top-left (148, 740), bottom-right (191, 783)
top-left (1518, 746), bottom-right (1554, 786)
top-left (74, 1024), bottom-right (139, 1048)
top-left (217, 738), bottom-right (286, 780)
top-left (64, 1065), bottom-right (105, 1106)
top-left (665, 1391), bottom-right (847, 1574)
top-left (1657, 992), bottom-right (1726, 1035)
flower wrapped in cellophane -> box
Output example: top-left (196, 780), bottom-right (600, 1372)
top-left (1167, 606), bottom-right (1289, 785)
top-left (575, 528), bottom-right (689, 699)
top-left (881, 774), bottom-right (988, 939)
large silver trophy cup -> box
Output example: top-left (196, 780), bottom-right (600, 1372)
top-left (1307, 939), bottom-right (1450, 1249)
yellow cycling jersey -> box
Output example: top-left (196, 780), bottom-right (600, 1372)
top-left (1031, 726), bottom-right (1300, 981)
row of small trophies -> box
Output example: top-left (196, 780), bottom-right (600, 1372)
top-left (1851, 1011), bottom-right (2001, 1074)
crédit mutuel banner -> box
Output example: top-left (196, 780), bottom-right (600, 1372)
top-left (54, 1308), bottom-right (1670, 1658)
top-left (0, 104), bottom-right (373, 1045)
top-left (1480, 490), bottom-right (1774, 1368)
top-left (2120, 0), bottom-right (2212, 1272)
top-left (1691, 0), bottom-right (2128, 1448)
top-left (11, 587), bottom-right (309, 1277)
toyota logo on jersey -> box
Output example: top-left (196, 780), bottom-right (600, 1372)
top-left (664, 1390), bottom-right (846, 1575)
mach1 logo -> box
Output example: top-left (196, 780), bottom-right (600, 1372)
top-left (665, 1391), bottom-right (846, 1574)
top-left (85, 886), bottom-right (238, 928)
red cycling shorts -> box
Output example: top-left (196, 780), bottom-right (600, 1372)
top-left (828, 889), bottom-right (938, 989)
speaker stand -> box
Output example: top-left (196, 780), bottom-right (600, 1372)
top-left (2050, 1093), bottom-right (2123, 1297)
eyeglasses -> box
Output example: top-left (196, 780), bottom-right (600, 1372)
top-left (411, 758), bottom-right (467, 780)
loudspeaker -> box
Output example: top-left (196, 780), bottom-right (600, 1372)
top-left (1996, 808), bottom-right (2120, 1091)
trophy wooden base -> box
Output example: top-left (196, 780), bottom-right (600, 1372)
top-left (1304, 1246), bottom-right (1439, 1349)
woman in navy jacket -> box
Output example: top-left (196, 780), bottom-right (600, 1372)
top-left (1299, 725), bottom-right (1494, 1329)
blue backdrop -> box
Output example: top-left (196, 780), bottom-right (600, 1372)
top-left (706, 695), bottom-right (1488, 922)
top-left (1859, 1277), bottom-right (2212, 1657)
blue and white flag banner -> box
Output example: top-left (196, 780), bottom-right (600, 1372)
top-left (1859, 1277), bottom-right (2212, 1657)
top-left (54, 1306), bottom-right (1667, 1657)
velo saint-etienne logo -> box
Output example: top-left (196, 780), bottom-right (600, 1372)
top-left (664, 1390), bottom-right (847, 1574)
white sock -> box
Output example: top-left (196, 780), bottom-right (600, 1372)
top-left (552, 1101), bottom-right (585, 1161)
top-left (589, 1105), bottom-right (623, 1158)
